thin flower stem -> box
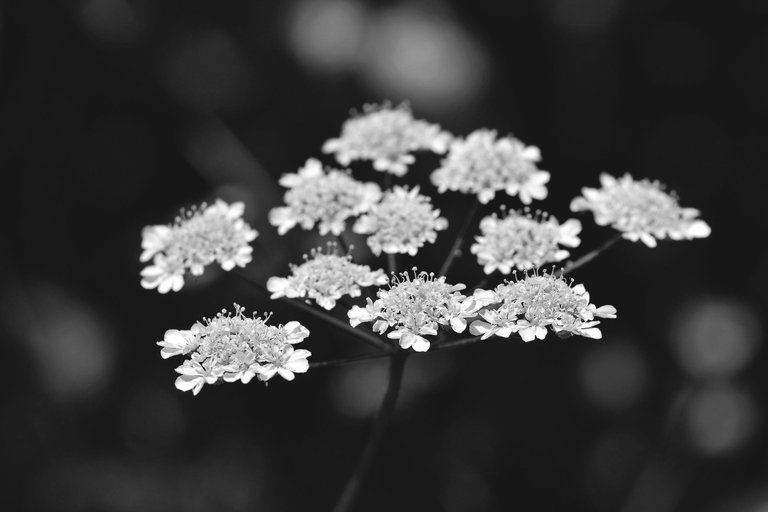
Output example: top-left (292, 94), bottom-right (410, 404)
top-left (563, 233), bottom-right (622, 276)
top-left (387, 252), bottom-right (397, 275)
top-left (309, 351), bottom-right (389, 369)
top-left (312, 334), bottom-right (488, 370)
top-left (336, 234), bottom-right (350, 255)
top-left (432, 335), bottom-right (483, 351)
top-left (439, 200), bottom-right (479, 278)
top-left (332, 352), bottom-right (408, 512)
top-left (231, 271), bottom-right (394, 352)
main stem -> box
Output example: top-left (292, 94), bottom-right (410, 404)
top-left (332, 352), bottom-right (408, 512)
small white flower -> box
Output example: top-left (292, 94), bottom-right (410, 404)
top-left (267, 244), bottom-right (388, 310)
top-left (469, 270), bottom-right (616, 342)
top-left (322, 102), bottom-right (452, 176)
top-left (471, 209), bottom-right (582, 274)
top-left (158, 328), bottom-right (199, 359)
top-left (269, 158), bottom-right (382, 236)
top-left (347, 269), bottom-right (480, 352)
top-left (174, 361), bottom-right (220, 396)
top-left (431, 129), bottom-right (550, 204)
top-left (139, 200), bottom-right (258, 293)
top-left (353, 186), bottom-right (448, 256)
top-left (570, 173), bottom-right (711, 247)
top-left (256, 346), bottom-right (312, 382)
top-left (157, 305), bottom-right (311, 394)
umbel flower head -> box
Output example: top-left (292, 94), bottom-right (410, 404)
top-left (158, 304), bottom-right (311, 395)
top-left (266, 243), bottom-right (388, 310)
top-left (469, 270), bottom-right (616, 342)
top-left (348, 268), bottom-right (481, 352)
top-left (570, 173), bottom-right (711, 247)
top-left (431, 129), bottom-right (550, 204)
top-left (269, 158), bottom-right (381, 236)
top-left (140, 200), bottom-right (258, 293)
top-left (471, 208), bottom-right (582, 274)
top-left (353, 185), bottom-right (448, 256)
top-left (322, 102), bottom-right (453, 176)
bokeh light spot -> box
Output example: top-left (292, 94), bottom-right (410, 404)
top-left (684, 382), bottom-right (757, 457)
top-left (284, 0), bottom-right (368, 74)
top-left (3, 282), bottom-right (117, 403)
top-left (360, 3), bottom-right (489, 113)
top-left (670, 296), bottom-right (761, 379)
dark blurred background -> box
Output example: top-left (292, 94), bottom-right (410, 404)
top-left (1, 0), bottom-right (767, 510)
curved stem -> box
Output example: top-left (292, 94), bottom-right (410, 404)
top-left (332, 352), bottom-right (408, 512)
top-left (439, 200), bottom-right (479, 278)
top-left (563, 233), bottom-right (622, 276)
top-left (231, 271), bottom-right (394, 352)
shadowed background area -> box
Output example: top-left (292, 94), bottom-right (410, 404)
top-left (1, 0), bottom-right (767, 511)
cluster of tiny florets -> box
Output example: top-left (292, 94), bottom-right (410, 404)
top-left (348, 269), bottom-right (481, 352)
top-left (471, 209), bottom-right (582, 274)
top-left (431, 129), bottom-right (550, 204)
top-left (269, 158), bottom-right (382, 236)
top-left (158, 305), bottom-right (311, 395)
top-left (322, 103), bottom-right (452, 176)
top-left (353, 186), bottom-right (448, 256)
top-left (140, 200), bottom-right (258, 293)
top-left (570, 173), bottom-right (711, 247)
top-left (266, 244), bottom-right (388, 310)
top-left (470, 271), bottom-right (616, 342)
top-left (143, 101), bottom-right (714, 400)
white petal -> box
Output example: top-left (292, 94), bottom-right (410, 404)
top-left (518, 327), bottom-right (536, 342)
top-left (266, 277), bottom-right (289, 298)
top-left (450, 317), bottom-right (467, 333)
top-left (469, 320), bottom-right (492, 337)
top-left (277, 368), bottom-right (296, 381)
top-left (284, 357), bottom-right (309, 374)
top-left (175, 375), bottom-right (203, 394)
top-left (594, 305), bottom-right (617, 318)
top-left (686, 220), bottom-right (711, 239)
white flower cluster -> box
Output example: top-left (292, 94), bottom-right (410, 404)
top-left (431, 129), bottom-right (550, 204)
top-left (348, 269), bottom-right (481, 352)
top-left (158, 305), bottom-right (311, 395)
top-left (269, 158), bottom-right (382, 236)
top-left (471, 209), bottom-right (582, 274)
top-left (266, 244), bottom-right (388, 310)
top-left (469, 271), bottom-right (616, 341)
top-left (570, 173), bottom-right (711, 247)
top-left (353, 186), bottom-right (448, 256)
top-left (140, 200), bottom-right (258, 293)
top-left (322, 103), bottom-right (452, 176)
